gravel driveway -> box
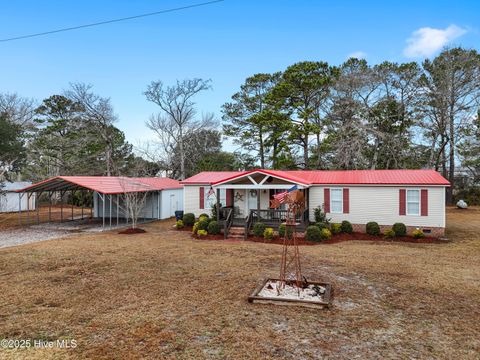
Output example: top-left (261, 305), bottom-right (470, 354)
top-left (0, 227), bottom-right (73, 249)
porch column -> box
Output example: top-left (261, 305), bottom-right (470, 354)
top-left (216, 188), bottom-right (220, 221)
top-left (256, 189), bottom-right (260, 211)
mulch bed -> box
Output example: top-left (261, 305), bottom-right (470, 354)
top-left (119, 228), bottom-right (147, 234)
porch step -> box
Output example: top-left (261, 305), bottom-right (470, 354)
top-left (227, 226), bottom-right (245, 240)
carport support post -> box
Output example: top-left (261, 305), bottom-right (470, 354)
top-left (18, 193), bottom-right (23, 225)
top-left (48, 192), bottom-right (52, 222)
top-left (27, 192), bottom-right (30, 225)
top-left (216, 188), bottom-right (220, 221)
top-left (151, 192), bottom-right (154, 220)
top-left (60, 191), bottom-right (64, 223)
top-left (109, 194), bottom-right (112, 228)
top-left (102, 193), bottom-right (105, 229)
top-left (116, 194), bottom-right (119, 227)
top-left (36, 191), bottom-right (41, 224)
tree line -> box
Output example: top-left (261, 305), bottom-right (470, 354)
top-left (221, 47), bottom-right (480, 204)
top-left (0, 83), bottom-right (155, 184)
top-left (1, 47), bottom-right (479, 205)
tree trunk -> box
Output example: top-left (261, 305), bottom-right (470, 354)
top-left (447, 115), bottom-right (455, 205)
top-left (259, 129), bottom-right (265, 168)
top-left (179, 127), bottom-right (185, 180)
top-left (303, 135), bottom-right (309, 169)
top-left (316, 133), bottom-right (322, 168)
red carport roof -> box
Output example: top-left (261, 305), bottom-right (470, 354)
top-left (16, 176), bottom-right (182, 194)
top-left (181, 169), bottom-right (450, 186)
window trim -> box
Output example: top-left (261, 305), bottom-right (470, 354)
top-left (406, 188), bottom-right (421, 216)
top-left (330, 188), bottom-right (343, 214)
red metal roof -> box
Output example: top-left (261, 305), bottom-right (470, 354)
top-left (180, 171), bottom-right (240, 185)
top-left (17, 176), bottom-right (182, 194)
top-left (181, 169), bottom-right (450, 186)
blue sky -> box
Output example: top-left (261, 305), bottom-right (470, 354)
top-left (0, 0), bottom-right (478, 149)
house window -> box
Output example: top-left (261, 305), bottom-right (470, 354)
top-left (330, 188), bottom-right (343, 213)
top-left (407, 189), bottom-right (420, 215)
top-left (205, 188), bottom-right (226, 210)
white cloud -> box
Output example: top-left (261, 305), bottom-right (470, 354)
top-left (347, 51), bottom-right (367, 59)
top-left (403, 24), bottom-right (467, 58)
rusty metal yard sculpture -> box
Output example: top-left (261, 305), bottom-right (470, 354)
top-left (270, 189), bottom-right (305, 294)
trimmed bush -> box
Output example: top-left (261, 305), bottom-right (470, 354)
top-left (197, 229), bottom-right (208, 237)
top-left (183, 213), bottom-right (195, 227)
top-left (175, 220), bottom-right (184, 229)
top-left (314, 205), bottom-right (330, 224)
top-left (278, 223), bottom-right (293, 239)
top-left (392, 222), bottom-right (407, 237)
top-left (198, 218), bottom-right (209, 231)
top-left (366, 221), bottom-right (380, 236)
top-left (199, 213), bottom-right (210, 219)
top-left (316, 222), bottom-right (329, 231)
top-left (331, 223), bottom-right (342, 235)
top-left (253, 222), bottom-right (266, 237)
top-left (383, 228), bottom-right (395, 239)
top-left (192, 221), bottom-right (199, 235)
top-left (320, 228), bottom-right (332, 240)
top-left (341, 220), bottom-right (353, 234)
top-left (263, 227), bottom-right (274, 241)
top-left (305, 225), bottom-right (322, 242)
top-left (207, 220), bottom-right (221, 235)
top-left (412, 229), bottom-right (425, 238)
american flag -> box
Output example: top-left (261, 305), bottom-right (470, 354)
top-left (273, 185), bottom-right (298, 203)
top-left (207, 187), bottom-right (215, 198)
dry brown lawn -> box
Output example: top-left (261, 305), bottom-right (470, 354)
top-left (0, 207), bottom-right (479, 359)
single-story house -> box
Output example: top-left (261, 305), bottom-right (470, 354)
top-left (0, 181), bottom-right (35, 213)
top-left (17, 176), bottom-right (183, 226)
top-left (180, 169), bottom-right (450, 237)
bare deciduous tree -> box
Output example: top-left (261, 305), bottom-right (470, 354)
top-left (65, 83), bottom-right (118, 176)
top-left (144, 78), bottom-right (212, 180)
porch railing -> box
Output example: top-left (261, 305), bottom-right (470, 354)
top-left (223, 208), bottom-right (233, 239)
top-left (244, 208), bottom-right (309, 239)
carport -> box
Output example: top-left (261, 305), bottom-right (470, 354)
top-left (16, 176), bottom-right (182, 228)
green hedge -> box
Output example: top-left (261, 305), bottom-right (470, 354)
top-left (207, 220), bottom-right (221, 235)
top-left (341, 220), bottom-right (353, 233)
top-left (253, 222), bottom-right (266, 237)
top-left (183, 213), bottom-right (195, 226)
top-left (392, 222), bottom-right (407, 236)
top-left (306, 225), bottom-right (322, 242)
top-left (366, 221), bottom-right (380, 236)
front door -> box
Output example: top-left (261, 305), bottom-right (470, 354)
top-left (247, 189), bottom-right (258, 213)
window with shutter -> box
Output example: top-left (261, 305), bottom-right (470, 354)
top-left (330, 188), bottom-right (343, 213)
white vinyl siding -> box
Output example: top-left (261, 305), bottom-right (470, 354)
top-left (330, 188), bottom-right (343, 213)
top-left (406, 189), bottom-right (420, 216)
top-left (309, 186), bottom-right (445, 228)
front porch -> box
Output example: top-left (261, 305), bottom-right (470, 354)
top-left (210, 170), bottom-right (311, 239)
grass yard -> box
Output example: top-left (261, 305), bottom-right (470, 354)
top-left (0, 207), bottom-right (479, 359)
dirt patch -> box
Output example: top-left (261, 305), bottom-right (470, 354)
top-left (119, 227), bottom-right (147, 234)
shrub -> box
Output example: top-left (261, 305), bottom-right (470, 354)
top-left (253, 222), bottom-right (266, 237)
top-left (183, 213), bottom-right (195, 227)
top-left (199, 213), bottom-right (210, 220)
top-left (366, 221), bottom-right (380, 236)
top-left (316, 222), bottom-right (329, 231)
top-left (175, 220), bottom-right (184, 229)
top-left (331, 223), bottom-right (342, 235)
top-left (314, 205), bottom-right (330, 224)
top-left (197, 229), bottom-right (208, 237)
top-left (305, 225), bottom-right (322, 242)
top-left (192, 221), bottom-right (199, 235)
top-left (383, 228), bottom-right (395, 239)
top-left (198, 218), bottom-right (209, 231)
top-left (207, 220), bottom-right (221, 235)
top-left (412, 229), bottom-right (425, 238)
top-left (320, 228), bottom-right (332, 240)
top-left (278, 223), bottom-right (293, 239)
top-left (263, 227), bottom-right (274, 241)
top-left (341, 220), bottom-right (353, 233)
top-left (392, 222), bottom-right (407, 237)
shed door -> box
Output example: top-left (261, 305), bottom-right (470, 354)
top-left (170, 194), bottom-right (177, 216)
